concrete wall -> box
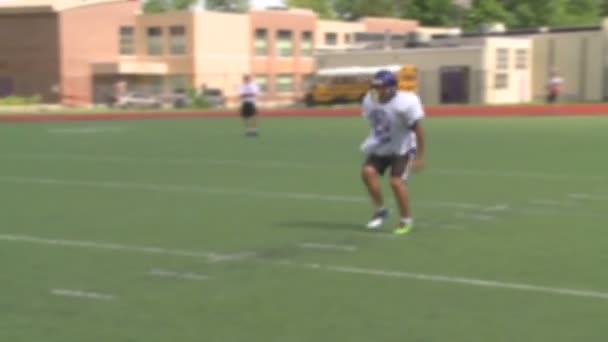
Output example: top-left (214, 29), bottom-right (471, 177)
top-left (531, 30), bottom-right (605, 102)
top-left (194, 11), bottom-right (250, 98)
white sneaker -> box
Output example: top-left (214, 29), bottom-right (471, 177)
top-left (366, 208), bottom-right (389, 229)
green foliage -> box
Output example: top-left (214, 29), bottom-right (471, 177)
top-left (287, 0), bottom-right (334, 19)
top-left (186, 88), bottom-right (210, 108)
top-left (0, 95), bottom-right (42, 105)
top-left (143, 0), bottom-right (248, 13)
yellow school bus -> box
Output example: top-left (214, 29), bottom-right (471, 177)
top-left (304, 64), bottom-right (417, 106)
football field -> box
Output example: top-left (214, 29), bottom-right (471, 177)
top-left (1, 115), bottom-right (607, 342)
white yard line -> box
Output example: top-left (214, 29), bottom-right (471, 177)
top-left (0, 233), bottom-right (249, 263)
top-left (569, 193), bottom-right (608, 201)
top-left (4, 233), bottom-right (608, 301)
top-left (0, 175), bottom-right (498, 211)
top-left (148, 269), bottom-right (210, 281)
top-left (530, 199), bottom-right (578, 207)
top-left (2, 153), bottom-right (605, 181)
top-left (298, 242), bottom-right (358, 252)
top-left (291, 263), bottom-right (608, 301)
top-left (46, 127), bottom-right (127, 135)
top-left (51, 289), bottom-right (115, 301)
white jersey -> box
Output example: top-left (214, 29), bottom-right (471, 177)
top-left (239, 82), bottom-right (259, 104)
top-left (360, 91), bottom-right (425, 156)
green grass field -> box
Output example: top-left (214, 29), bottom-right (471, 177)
top-left (1, 115), bottom-right (607, 342)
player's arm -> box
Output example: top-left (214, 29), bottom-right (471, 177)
top-left (406, 94), bottom-right (426, 172)
top-left (413, 121), bottom-right (425, 167)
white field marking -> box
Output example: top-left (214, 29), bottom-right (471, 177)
top-left (46, 127), bottom-right (127, 135)
top-left (148, 268), bottom-right (210, 281)
top-left (530, 199), bottom-right (578, 207)
top-left (483, 204), bottom-right (510, 212)
top-left (434, 168), bottom-right (605, 181)
top-left (2, 153), bottom-right (319, 170)
top-left (6, 233), bottom-right (608, 301)
top-left (284, 263), bottom-right (608, 301)
top-left (51, 289), bottom-right (115, 301)
top-left (298, 242), bottom-right (358, 252)
top-left (569, 193), bottom-right (608, 201)
top-left (0, 175), bottom-right (496, 211)
top-left (351, 231), bottom-right (399, 239)
top-left (3, 153), bottom-right (606, 182)
top-left (0, 234), bottom-right (251, 263)
top-left (454, 212), bottom-right (495, 221)
top-left (417, 222), bottom-right (465, 230)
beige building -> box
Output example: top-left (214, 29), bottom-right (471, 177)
top-left (314, 20), bottom-right (608, 105)
top-left (0, 0), bottom-right (139, 104)
top-left (316, 36), bottom-right (532, 105)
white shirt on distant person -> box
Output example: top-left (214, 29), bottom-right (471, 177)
top-left (360, 91), bottom-right (425, 156)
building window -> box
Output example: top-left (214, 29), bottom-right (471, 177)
top-left (277, 30), bottom-right (293, 57)
top-left (147, 27), bottom-right (163, 55)
top-left (301, 31), bottom-right (313, 57)
top-left (277, 74), bottom-right (294, 92)
top-left (302, 74), bottom-right (315, 91)
top-left (170, 74), bottom-right (188, 92)
top-left (325, 32), bottom-right (337, 46)
top-left (254, 28), bottom-right (268, 56)
top-left (496, 48), bottom-right (509, 70)
top-left (495, 73), bottom-right (509, 89)
top-left (150, 75), bottom-right (164, 94)
top-left (119, 26), bottom-right (134, 55)
top-left (344, 33), bottom-right (352, 44)
top-left (254, 74), bottom-right (268, 92)
top-left (515, 49), bottom-right (528, 70)
top-left (169, 26), bottom-right (186, 55)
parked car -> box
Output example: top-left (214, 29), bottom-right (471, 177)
top-left (202, 88), bottom-right (226, 108)
top-left (116, 92), bottom-right (162, 109)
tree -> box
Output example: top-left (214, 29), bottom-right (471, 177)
top-left (287, 0), bottom-right (334, 19)
top-left (399, 0), bottom-right (459, 26)
top-left (463, 0), bottom-right (513, 31)
top-left (143, 0), bottom-right (248, 13)
top-left (206, 0), bottom-right (249, 12)
top-left (332, 0), bottom-right (397, 20)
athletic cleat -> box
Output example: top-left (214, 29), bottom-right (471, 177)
top-left (366, 208), bottom-right (389, 229)
top-left (393, 222), bottom-right (413, 235)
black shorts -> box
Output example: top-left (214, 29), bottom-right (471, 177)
top-left (546, 93), bottom-right (558, 103)
top-left (364, 152), bottom-right (414, 179)
top-left (241, 102), bottom-right (257, 118)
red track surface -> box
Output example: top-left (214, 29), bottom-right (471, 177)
top-left (2, 103), bottom-right (608, 122)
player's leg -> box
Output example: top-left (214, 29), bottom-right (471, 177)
top-left (389, 154), bottom-right (414, 235)
top-left (361, 155), bottom-right (389, 229)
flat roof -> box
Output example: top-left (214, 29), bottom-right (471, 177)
top-left (0, 0), bottom-right (130, 14)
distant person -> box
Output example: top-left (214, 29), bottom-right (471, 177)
top-left (239, 75), bottom-right (260, 137)
top-left (546, 70), bottom-right (563, 104)
top-left (113, 77), bottom-right (128, 107)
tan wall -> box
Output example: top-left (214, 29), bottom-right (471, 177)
top-left (0, 12), bottom-right (60, 102)
top-left (194, 11), bottom-right (250, 98)
top-left (249, 8), bottom-right (316, 99)
top-left (316, 47), bottom-right (484, 105)
top-left (360, 17), bottom-right (419, 33)
top-left (531, 30), bottom-right (604, 102)
top-left (60, 0), bottom-right (139, 103)
top-left (483, 37), bottom-right (532, 104)
top-left (316, 20), bottom-right (364, 48)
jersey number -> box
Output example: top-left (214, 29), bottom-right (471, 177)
top-left (371, 109), bottom-right (391, 143)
